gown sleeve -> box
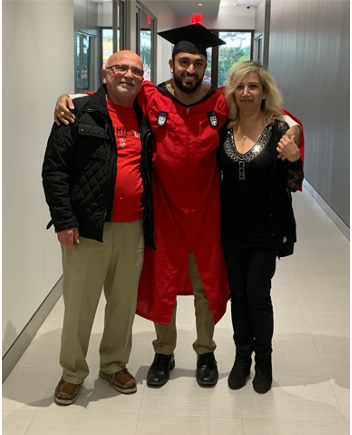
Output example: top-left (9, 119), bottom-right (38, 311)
top-left (137, 81), bottom-right (157, 118)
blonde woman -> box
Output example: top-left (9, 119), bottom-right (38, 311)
top-left (218, 61), bottom-right (303, 394)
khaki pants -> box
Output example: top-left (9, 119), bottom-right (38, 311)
top-left (153, 251), bottom-right (216, 355)
top-left (60, 220), bottom-right (144, 384)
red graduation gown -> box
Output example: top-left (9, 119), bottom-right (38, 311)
top-left (136, 81), bottom-right (230, 325)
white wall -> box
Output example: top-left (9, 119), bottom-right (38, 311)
top-left (2, 1), bottom-right (74, 356)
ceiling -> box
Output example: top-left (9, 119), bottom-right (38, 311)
top-left (91, 0), bottom-right (261, 17)
top-left (167, 1), bottom-right (221, 18)
top-left (167, 0), bottom-right (260, 17)
top-left (220, 0), bottom-right (260, 7)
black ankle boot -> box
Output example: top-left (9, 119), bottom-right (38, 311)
top-left (228, 353), bottom-right (252, 390)
top-left (147, 353), bottom-right (175, 387)
top-left (253, 355), bottom-right (272, 394)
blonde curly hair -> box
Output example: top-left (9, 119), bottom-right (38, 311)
top-left (225, 61), bottom-right (284, 128)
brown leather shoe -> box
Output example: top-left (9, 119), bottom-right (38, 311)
top-left (55, 378), bottom-right (82, 405)
top-left (99, 368), bottom-right (137, 394)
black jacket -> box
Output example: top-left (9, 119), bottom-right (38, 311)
top-left (42, 84), bottom-right (155, 249)
top-left (218, 119), bottom-right (303, 258)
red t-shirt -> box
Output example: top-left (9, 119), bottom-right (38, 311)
top-left (106, 99), bottom-right (144, 222)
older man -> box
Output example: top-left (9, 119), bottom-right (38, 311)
top-left (42, 50), bottom-right (154, 405)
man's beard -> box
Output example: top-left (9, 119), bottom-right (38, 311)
top-left (173, 70), bottom-right (204, 94)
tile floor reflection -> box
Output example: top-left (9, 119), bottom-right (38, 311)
top-left (3, 186), bottom-right (350, 435)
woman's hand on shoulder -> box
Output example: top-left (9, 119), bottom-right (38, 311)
top-left (276, 135), bottom-right (301, 162)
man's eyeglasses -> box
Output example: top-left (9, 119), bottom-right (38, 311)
top-left (106, 64), bottom-right (144, 77)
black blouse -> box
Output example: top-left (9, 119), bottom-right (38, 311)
top-left (218, 119), bottom-right (303, 249)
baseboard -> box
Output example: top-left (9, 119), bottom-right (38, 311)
top-left (303, 179), bottom-right (350, 241)
top-left (2, 277), bottom-right (63, 383)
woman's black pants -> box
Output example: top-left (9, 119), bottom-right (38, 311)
top-left (223, 247), bottom-right (276, 359)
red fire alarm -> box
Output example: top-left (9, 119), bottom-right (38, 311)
top-left (190, 15), bottom-right (202, 24)
top-left (148, 16), bottom-right (151, 24)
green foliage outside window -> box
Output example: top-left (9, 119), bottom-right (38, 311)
top-left (218, 32), bottom-right (251, 87)
top-left (218, 45), bottom-right (250, 87)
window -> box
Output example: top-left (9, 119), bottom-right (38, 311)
top-left (76, 32), bottom-right (90, 91)
top-left (136, 3), bottom-right (156, 83)
top-left (102, 28), bottom-right (116, 69)
top-left (203, 48), bottom-right (212, 84)
top-left (255, 35), bottom-right (263, 64)
top-left (100, 0), bottom-right (123, 71)
top-left (140, 29), bottom-right (151, 81)
top-left (204, 30), bottom-right (253, 88)
top-left (218, 32), bottom-right (252, 87)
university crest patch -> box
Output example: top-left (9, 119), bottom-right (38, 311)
top-left (157, 111), bottom-right (168, 127)
top-left (207, 111), bottom-right (218, 128)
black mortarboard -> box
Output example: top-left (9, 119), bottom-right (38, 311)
top-left (157, 24), bottom-right (226, 59)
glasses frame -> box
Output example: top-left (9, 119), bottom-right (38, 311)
top-left (106, 63), bottom-right (144, 77)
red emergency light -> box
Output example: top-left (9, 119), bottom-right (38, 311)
top-left (190, 15), bottom-right (202, 24)
top-left (148, 16), bottom-right (151, 24)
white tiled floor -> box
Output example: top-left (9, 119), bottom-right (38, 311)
top-left (3, 187), bottom-right (350, 435)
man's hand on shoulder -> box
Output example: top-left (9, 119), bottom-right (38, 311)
top-left (285, 125), bottom-right (300, 146)
top-left (54, 95), bottom-right (75, 126)
top-left (276, 135), bottom-right (301, 162)
top-left (57, 227), bottom-right (79, 250)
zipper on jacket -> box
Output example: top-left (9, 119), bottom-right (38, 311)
top-left (86, 107), bottom-right (114, 137)
top-left (86, 107), bottom-right (117, 226)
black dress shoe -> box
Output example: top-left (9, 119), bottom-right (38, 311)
top-left (196, 352), bottom-right (218, 386)
top-left (228, 354), bottom-right (252, 390)
top-left (252, 355), bottom-right (272, 394)
top-left (147, 353), bottom-right (175, 387)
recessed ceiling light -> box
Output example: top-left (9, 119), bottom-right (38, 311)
top-left (198, 3), bottom-right (202, 5)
